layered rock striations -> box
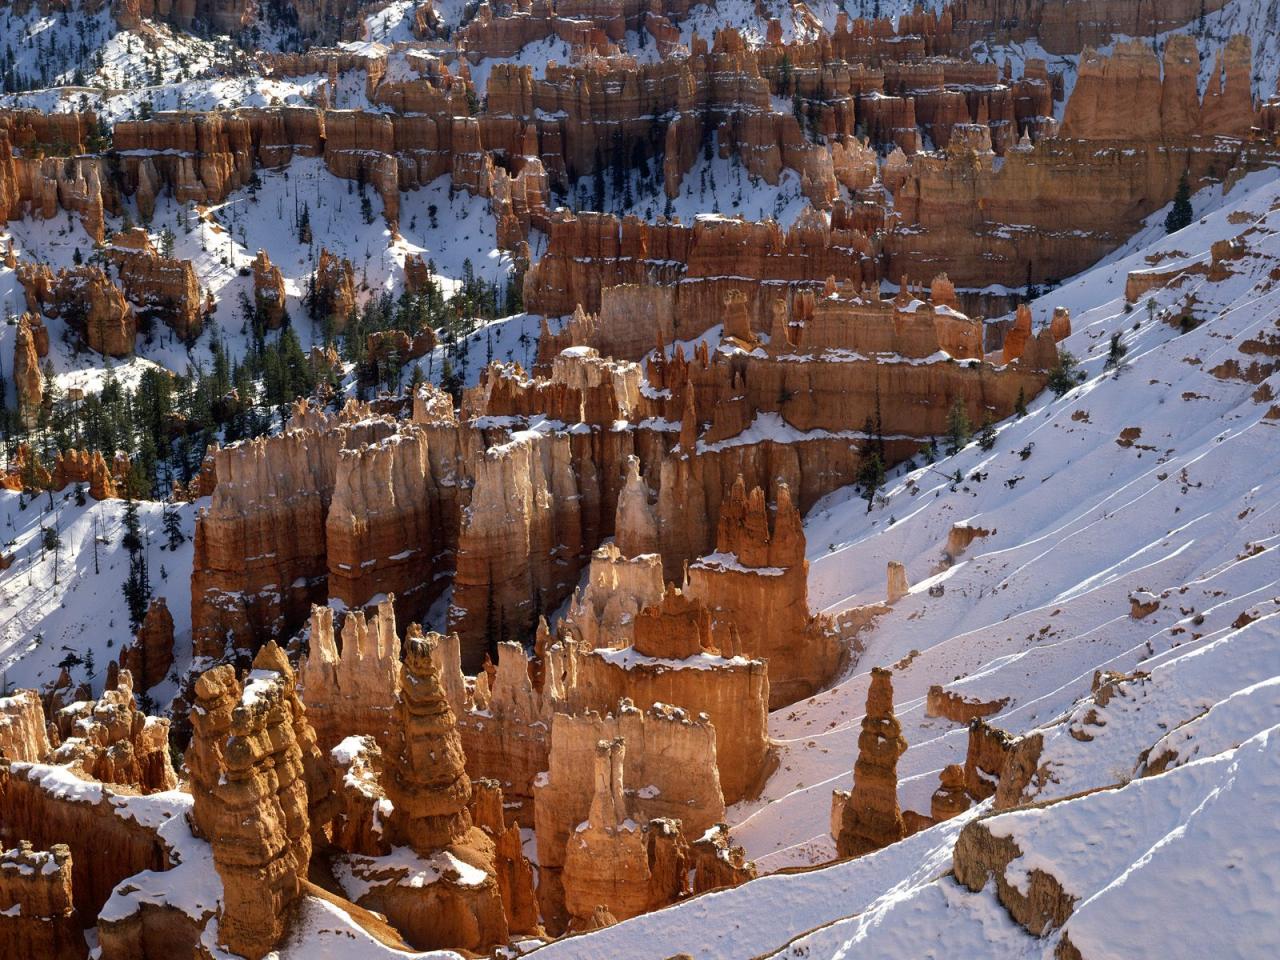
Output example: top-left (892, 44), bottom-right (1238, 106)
top-left (0, 843), bottom-right (84, 960)
top-left (835, 668), bottom-right (908, 858)
top-left (51, 670), bottom-right (177, 794)
top-left (299, 601), bottom-right (401, 753)
top-left (105, 228), bottom-right (204, 343)
top-left (533, 700), bottom-right (726, 932)
top-left (0, 689), bottom-right (52, 763)
top-left (187, 644), bottom-right (331, 960)
top-left (560, 738), bottom-right (689, 928)
top-left (546, 588), bottom-right (771, 803)
top-left (684, 479), bottom-right (842, 708)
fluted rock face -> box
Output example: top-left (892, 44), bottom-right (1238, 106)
top-left (559, 543), bottom-right (665, 651)
top-left (314, 248), bottom-right (357, 331)
top-left (191, 410), bottom-right (395, 658)
top-left (50, 670), bottom-right (177, 794)
top-left (335, 637), bottom-right (511, 953)
top-left (1064, 36), bottom-right (1257, 142)
top-left (836, 667), bottom-right (908, 858)
top-left (50, 449), bottom-right (117, 501)
top-left (187, 648), bottom-right (315, 960)
top-left (561, 738), bottom-right (689, 927)
top-left (468, 779), bottom-right (539, 935)
top-left (119, 597), bottom-right (175, 693)
top-left (526, 211), bottom-right (878, 340)
top-left (385, 637), bottom-right (473, 853)
top-left (613, 455), bottom-right (660, 558)
top-left (0, 690), bottom-right (52, 763)
top-left (533, 701), bottom-right (724, 932)
top-left (251, 249), bottom-right (288, 328)
top-left (888, 36), bottom-right (1264, 291)
top-left (13, 314), bottom-right (43, 428)
top-left (0, 844), bottom-right (84, 960)
top-left (685, 480), bottom-right (843, 709)
top-left (549, 588), bottom-right (771, 802)
top-left (449, 638), bottom-right (554, 820)
top-left (299, 602), bottom-right (401, 753)
top-left (329, 735), bottom-right (392, 856)
top-left (325, 426), bottom-right (461, 625)
top-left (449, 431), bottom-right (594, 669)
top-left (105, 228), bottom-right (203, 342)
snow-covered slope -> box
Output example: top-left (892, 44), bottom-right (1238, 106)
top-left (0, 490), bottom-right (197, 704)
top-left (521, 159), bottom-right (1280, 960)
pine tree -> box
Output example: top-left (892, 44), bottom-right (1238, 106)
top-left (1014, 387), bottom-right (1028, 418)
top-left (856, 447), bottom-right (885, 513)
top-left (298, 203), bottom-right (312, 245)
top-left (163, 505), bottom-right (184, 549)
top-left (978, 414), bottom-right (997, 451)
top-left (945, 398), bottom-right (971, 456)
top-left (1104, 331), bottom-right (1129, 370)
top-left (1165, 172), bottom-right (1193, 234)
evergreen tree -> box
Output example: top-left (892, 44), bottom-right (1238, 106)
top-left (1104, 331), bottom-right (1129, 370)
top-left (163, 505), bottom-right (184, 549)
top-left (945, 398), bottom-right (971, 456)
top-left (1165, 172), bottom-right (1193, 234)
top-left (298, 202), bottom-right (312, 245)
top-left (856, 446), bottom-right (884, 514)
top-left (978, 414), bottom-right (997, 451)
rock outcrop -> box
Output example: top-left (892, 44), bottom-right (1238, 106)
top-left (561, 738), bottom-right (690, 927)
top-left (835, 668), bottom-right (908, 858)
top-left (0, 843), bottom-right (84, 960)
top-left (119, 597), bottom-right (175, 694)
top-left (299, 601), bottom-right (401, 753)
top-left (106, 228), bottom-right (204, 342)
top-left (547, 588), bottom-right (772, 804)
top-left (19, 263), bottom-right (135, 357)
top-left (0, 690), bottom-right (52, 763)
top-left (187, 646), bottom-right (319, 960)
top-left (384, 635), bottom-right (474, 853)
top-left (314, 248), bottom-right (357, 331)
top-left (13, 314), bottom-right (44, 428)
top-left (685, 480), bottom-right (843, 708)
top-left (251, 249), bottom-right (288, 328)
top-left (50, 671), bottom-right (177, 793)
top-left (533, 700), bottom-right (725, 932)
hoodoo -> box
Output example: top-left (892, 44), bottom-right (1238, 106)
top-left (0, 4), bottom-right (1274, 957)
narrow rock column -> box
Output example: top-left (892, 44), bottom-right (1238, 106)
top-left (836, 667), bottom-right (908, 857)
top-left (385, 636), bottom-right (473, 853)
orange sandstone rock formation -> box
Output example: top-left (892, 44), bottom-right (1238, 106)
top-left (119, 597), bottom-right (175, 694)
top-left (561, 737), bottom-right (690, 926)
top-left (533, 700), bottom-right (725, 932)
top-left (50, 671), bottom-right (177, 794)
top-left (187, 646), bottom-right (321, 960)
top-left (835, 668), bottom-right (908, 858)
top-left (685, 479), bottom-right (842, 708)
top-left (299, 601), bottom-right (401, 753)
top-left (0, 843), bottom-right (84, 960)
top-left (251, 249), bottom-right (288, 328)
top-left (0, 689), bottom-right (51, 763)
top-left (384, 635), bottom-right (474, 852)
